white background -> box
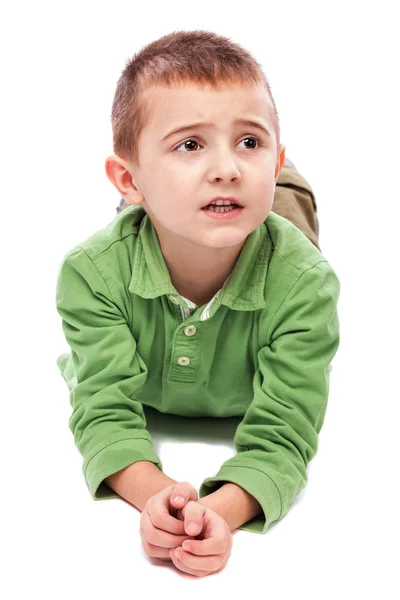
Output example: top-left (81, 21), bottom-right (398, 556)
top-left (1, 0), bottom-right (399, 597)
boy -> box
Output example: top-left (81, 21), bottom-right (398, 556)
top-left (55, 30), bottom-right (340, 575)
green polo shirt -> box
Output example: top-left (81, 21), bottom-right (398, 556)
top-left (55, 204), bottom-right (340, 534)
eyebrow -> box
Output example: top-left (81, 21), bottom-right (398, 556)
top-left (161, 118), bottom-right (271, 142)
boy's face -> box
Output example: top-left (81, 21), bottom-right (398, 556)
top-left (107, 81), bottom-right (285, 252)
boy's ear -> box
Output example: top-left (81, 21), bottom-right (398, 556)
top-left (275, 144), bottom-right (286, 180)
top-left (104, 154), bottom-right (144, 205)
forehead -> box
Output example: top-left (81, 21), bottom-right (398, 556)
top-left (141, 81), bottom-right (274, 135)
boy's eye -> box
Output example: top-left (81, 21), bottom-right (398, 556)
top-left (174, 136), bottom-right (261, 152)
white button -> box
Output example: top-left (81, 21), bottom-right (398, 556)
top-left (184, 325), bottom-right (197, 336)
top-left (177, 356), bottom-right (191, 366)
top-left (169, 295), bottom-right (180, 305)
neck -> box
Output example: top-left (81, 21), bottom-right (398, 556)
top-left (163, 241), bottom-right (245, 305)
top-left (148, 213), bottom-right (247, 304)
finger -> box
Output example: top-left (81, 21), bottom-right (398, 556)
top-left (139, 526), bottom-right (172, 561)
top-left (147, 493), bottom-right (187, 536)
top-left (182, 512), bottom-right (230, 555)
top-left (170, 482), bottom-right (198, 508)
top-left (170, 496), bottom-right (185, 508)
top-left (183, 500), bottom-right (206, 537)
top-left (149, 506), bottom-right (187, 536)
top-left (173, 546), bottom-right (222, 573)
top-left (142, 510), bottom-right (192, 548)
top-left (181, 535), bottom-right (227, 556)
top-left (169, 549), bottom-right (209, 578)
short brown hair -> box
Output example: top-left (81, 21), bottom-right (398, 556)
top-left (111, 29), bottom-right (281, 167)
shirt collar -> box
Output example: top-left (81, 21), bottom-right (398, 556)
top-left (128, 206), bottom-right (272, 312)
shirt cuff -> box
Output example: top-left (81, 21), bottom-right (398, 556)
top-left (83, 436), bottom-right (163, 500)
top-left (199, 464), bottom-right (282, 534)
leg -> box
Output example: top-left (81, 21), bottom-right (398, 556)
top-left (272, 158), bottom-right (321, 252)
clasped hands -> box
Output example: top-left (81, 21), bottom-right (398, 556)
top-left (139, 482), bottom-right (233, 577)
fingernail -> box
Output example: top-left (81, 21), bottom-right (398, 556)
top-left (187, 522), bottom-right (199, 534)
top-left (172, 496), bottom-right (185, 503)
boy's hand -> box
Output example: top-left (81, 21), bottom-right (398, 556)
top-left (169, 501), bottom-right (233, 578)
top-left (139, 482), bottom-right (203, 563)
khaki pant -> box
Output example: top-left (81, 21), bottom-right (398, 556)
top-left (272, 162), bottom-right (320, 251)
top-left (115, 160), bottom-right (321, 252)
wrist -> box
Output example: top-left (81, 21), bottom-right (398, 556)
top-left (197, 483), bottom-right (262, 531)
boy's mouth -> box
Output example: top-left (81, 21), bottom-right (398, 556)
top-left (201, 197), bottom-right (243, 212)
top-left (202, 203), bottom-right (240, 213)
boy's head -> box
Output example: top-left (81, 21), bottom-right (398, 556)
top-left (105, 30), bottom-right (285, 252)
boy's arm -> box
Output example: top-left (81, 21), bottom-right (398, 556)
top-left (56, 246), bottom-right (164, 500)
top-left (197, 482), bottom-right (262, 532)
top-left (105, 461), bottom-right (178, 511)
top-left (198, 260), bottom-right (341, 534)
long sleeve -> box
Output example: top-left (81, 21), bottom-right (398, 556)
top-left (55, 246), bottom-right (163, 500)
top-left (199, 260), bottom-right (341, 534)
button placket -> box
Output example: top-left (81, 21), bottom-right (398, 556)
top-left (168, 318), bottom-right (200, 382)
top-left (177, 324), bottom-right (197, 366)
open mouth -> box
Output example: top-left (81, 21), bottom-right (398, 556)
top-left (202, 203), bottom-right (240, 213)
top-left (201, 203), bottom-right (244, 219)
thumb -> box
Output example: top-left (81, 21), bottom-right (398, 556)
top-left (170, 482), bottom-right (198, 510)
top-left (182, 500), bottom-right (206, 536)
top-left (170, 484), bottom-right (200, 530)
